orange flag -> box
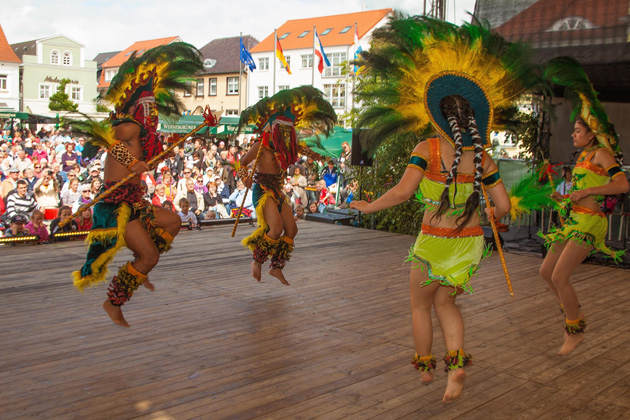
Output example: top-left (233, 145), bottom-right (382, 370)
top-left (276, 39), bottom-right (292, 74)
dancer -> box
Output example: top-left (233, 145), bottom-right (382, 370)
top-left (235, 86), bottom-right (336, 285)
top-left (70, 43), bottom-right (203, 327)
top-left (349, 14), bottom-right (542, 402)
top-left (540, 57), bottom-right (628, 354)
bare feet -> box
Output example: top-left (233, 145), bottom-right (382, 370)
top-left (420, 371), bottom-right (434, 384)
top-left (102, 300), bottom-right (130, 328)
top-left (558, 333), bottom-right (584, 355)
top-left (269, 267), bottom-right (290, 286)
top-left (143, 278), bottom-right (155, 291)
top-left (443, 368), bottom-right (466, 402)
top-left (252, 261), bottom-right (262, 282)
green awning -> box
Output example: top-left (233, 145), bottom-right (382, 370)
top-left (0, 108), bottom-right (29, 120)
top-left (158, 115), bottom-right (209, 134)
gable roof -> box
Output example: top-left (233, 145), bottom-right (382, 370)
top-left (250, 8), bottom-right (392, 53)
top-left (494, 0), bottom-right (628, 45)
top-left (198, 35), bottom-right (258, 75)
top-left (0, 24), bottom-right (20, 63)
top-left (98, 36), bottom-right (181, 89)
top-left (473, 0), bottom-right (542, 28)
top-left (92, 51), bottom-right (120, 68)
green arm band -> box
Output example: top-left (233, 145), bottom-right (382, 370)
top-left (408, 154), bottom-right (428, 172)
top-left (482, 169), bottom-right (502, 187)
top-left (607, 165), bottom-right (622, 179)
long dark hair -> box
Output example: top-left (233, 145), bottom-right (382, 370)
top-left (432, 95), bottom-right (484, 230)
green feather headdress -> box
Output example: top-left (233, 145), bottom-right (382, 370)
top-left (544, 56), bottom-right (622, 161)
top-left (355, 12), bottom-right (545, 154)
top-left (101, 42), bottom-right (203, 119)
top-left (237, 85), bottom-right (337, 136)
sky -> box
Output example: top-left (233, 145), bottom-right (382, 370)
top-left (2, 0), bottom-right (477, 59)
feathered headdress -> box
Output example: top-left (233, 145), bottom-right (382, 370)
top-left (356, 13), bottom-right (544, 153)
top-left (237, 86), bottom-right (337, 170)
top-left (544, 56), bottom-right (622, 161)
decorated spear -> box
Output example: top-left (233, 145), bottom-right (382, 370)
top-left (58, 106), bottom-right (219, 228)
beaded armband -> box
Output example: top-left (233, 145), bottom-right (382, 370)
top-left (109, 141), bottom-right (139, 170)
top-left (237, 166), bottom-right (250, 179)
top-left (482, 168), bottom-right (502, 187)
top-left (408, 153), bottom-right (428, 172)
top-left (606, 164), bottom-right (623, 180)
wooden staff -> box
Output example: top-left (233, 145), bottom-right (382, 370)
top-left (231, 142), bottom-right (264, 237)
top-left (482, 185), bottom-right (514, 297)
top-left (58, 107), bottom-right (219, 228)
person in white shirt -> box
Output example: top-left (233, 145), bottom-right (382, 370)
top-left (177, 198), bottom-right (197, 226)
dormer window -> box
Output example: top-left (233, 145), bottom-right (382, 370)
top-left (50, 50), bottom-right (60, 65)
top-left (298, 31), bottom-right (310, 38)
top-left (339, 26), bottom-right (352, 34)
top-left (320, 28), bottom-right (333, 36)
top-left (547, 16), bottom-right (596, 31)
top-left (279, 32), bottom-right (290, 39)
top-left (62, 51), bottom-right (72, 66)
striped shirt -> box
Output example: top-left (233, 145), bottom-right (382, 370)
top-left (6, 192), bottom-right (38, 218)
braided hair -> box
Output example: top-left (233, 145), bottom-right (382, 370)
top-left (432, 95), bottom-right (484, 230)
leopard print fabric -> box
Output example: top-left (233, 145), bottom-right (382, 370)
top-left (109, 141), bottom-right (138, 169)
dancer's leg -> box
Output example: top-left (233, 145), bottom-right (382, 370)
top-left (551, 240), bottom-right (591, 355)
top-left (251, 198), bottom-right (283, 282)
top-left (409, 272), bottom-right (439, 383)
top-left (269, 202), bottom-right (297, 285)
top-left (539, 241), bottom-right (566, 302)
top-left (433, 285), bottom-right (468, 402)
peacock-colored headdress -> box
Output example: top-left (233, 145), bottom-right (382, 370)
top-left (355, 13), bottom-right (544, 152)
top-left (544, 56), bottom-right (622, 161)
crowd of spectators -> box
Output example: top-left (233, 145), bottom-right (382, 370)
top-left (0, 125), bottom-right (356, 243)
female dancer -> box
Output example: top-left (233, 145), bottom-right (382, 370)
top-left (540, 56), bottom-right (628, 355)
top-left (352, 95), bottom-right (510, 402)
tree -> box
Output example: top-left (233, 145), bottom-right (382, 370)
top-left (48, 78), bottom-right (78, 112)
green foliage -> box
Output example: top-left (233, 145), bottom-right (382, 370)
top-left (353, 132), bottom-right (425, 235)
top-left (48, 78), bottom-right (79, 112)
top-left (96, 103), bottom-right (110, 113)
top-left (504, 110), bottom-right (548, 168)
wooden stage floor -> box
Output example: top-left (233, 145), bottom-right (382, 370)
top-left (1, 221), bottom-right (629, 420)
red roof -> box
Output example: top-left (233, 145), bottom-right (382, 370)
top-left (494, 0), bottom-right (628, 43)
top-left (251, 9), bottom-right (392, 52)
top-left (0, 24), bottom-right (20, 63)
top-left (98, 36), bottom-right (180, 89)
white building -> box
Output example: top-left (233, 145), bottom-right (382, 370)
top-left (248, 9), bottom-right (392, 126)
top-left (0, 24), bottom-right (21, 112)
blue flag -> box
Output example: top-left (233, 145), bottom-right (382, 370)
top-left (240, 37), bottom-right (256, 72)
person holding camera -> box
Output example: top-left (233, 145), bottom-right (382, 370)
top-left (33, 169), bottom-right (60, 209)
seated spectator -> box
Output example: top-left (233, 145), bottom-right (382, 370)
top-left (173, 178), bottom-right (204, 218)
top-left (229, 180), bottom-right (255, 218)
top-left (76, 208), bottom-right (93, 231)
top-left (49, 205), bottom-right (78, 239)
top-left (307, 201), bottom-right (319, 214)
top-left (202, 181), bottom-right (229, 219)
top-left (90, 177), bottom-right (102, 198)
top-left (23, 168), bottom-right (38, 193)
top-left (72, 184), bottom-right (92, 213)
top-left (194, 175), bottom-right (208, 194)
top-left (5, 179), bottom-right (38, 222)
top-left (34, 170), bottom-right (60, 210)
top-left (152, 183), bottom-right (173, 207)
top-left (204, 209), bottom-right (217, 220)
top-left (25, 209), bottom-right (49, 242)
top-left (161, 171), bottom-right (177, 199)
top-left (294, 204), bottom-right (305, 221)
top-left (161, 201), bottom-right (174, 212)
top-left (1, 166), bottom-right (20, 200)
top-left (316, 179), bottom-right (332, 213)
top-left (4, 213), bottom-right (30, 238)
top-left (61, 177), bottom-right (81, 207)
top-left (177, 198), bottom-right (198, 226)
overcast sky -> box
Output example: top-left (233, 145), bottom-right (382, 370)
top-left (3, 0), bottom-right (477, 59)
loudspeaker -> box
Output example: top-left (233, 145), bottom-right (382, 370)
top-left (305, 212), bottom-right (355, 226)
top-left (350, 129), bottom-right (373, 167)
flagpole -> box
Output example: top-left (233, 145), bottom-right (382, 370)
top-left (273, 29), bottom-right (277, 95)
top-left (245, 37), bottom-right (251, 112)
top-left (239, 32), bottom-right (243, 117)
top-left (312, 25), bottom-right (316, 86)
top-left (352, 22), bottom-right (358, 110)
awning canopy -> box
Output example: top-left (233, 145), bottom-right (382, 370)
top-left (303, 126), bottom-right (351, 159)
top-left (158, 115), bottom-right (255, 137)
top-left (0, 108), bottom-right (29, 120)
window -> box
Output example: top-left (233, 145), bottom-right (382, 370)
top-left (208, 78), bottom-right (217, 96)
top-left (323, 52), bottom-right (346, 77)
top-left (104, 69), bottom-right (117, 82)
top-left (39, 84), bottom-right (51, 99)
top-left (298, 30), bottom-right (310, 38)
top-left (227, 77), bottom-right (239, 95)
top-left (301, 54), bottom-right (313, 69)
top-left (196, 79), bottom-right (204, 97)
top-left (50, 50), bottom-right (59, 65)
top-left (278, 85), bottom-right (289, 91)
top-left (279, 32), bottom-right (290, 39)
top-left (258, 86), bottom-right (269, 99)
top-left (71, 86), bottom-right (82, 102)
top-left (339, 26), bottom-right (352, 34)
top-left (259, 57), bottom-right (269, 71)
top-left (320, 28), bottom-right (333, 36)
top-left (0, 75), bottom-right (7, 90)
top-left (548, 16), bottom-right (596, 31)
top-left (183, 81), bottom-right (191, 97)
top-left (278, 56), bottom-right (291, 71)
top-left (323, 83), bottom-right (345, 108)
top-left (226, 109), bottom-right (239, 116)
top-left (62, 51), bottom-right (72, 66)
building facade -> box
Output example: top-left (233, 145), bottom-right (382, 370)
top-left (178, 35), bottom-right (258, 117)
top-left (11, 35), bottom-right (98, 116)
top-left (247, 9), bottom-right (392, 126)
top-left (0, 24), bottom-right (21, 112)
